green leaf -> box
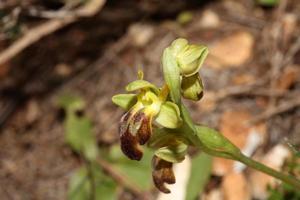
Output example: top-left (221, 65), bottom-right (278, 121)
top-left (65, 113), bottom-right (99, 161)
top-left (68, 167), bottom-right (90, 200)
top-left (68, 166), bottom-right (117, 200)
top-left (177, 11), bottom-right (193, 25)
top-left (112, 93), bottom-right (137, 110)
top-left (162, 47), bottom-right (181, 104)
top-left (155, 143), bottom-right (188, 163)
top-left (185, 153), bottom-right (212, 200)
top-left (126, 80), bottom-right (159, 94)
top-left (60, 95), bottom-right (99, 161)
top-left (257, 0), bottom-right (279, 6)
top-left (155, 101), bottom-right (182, 128)
top-left (58, 94), bottom-right (85, 111)
top-left (109, 145), bottom-right (153, 190)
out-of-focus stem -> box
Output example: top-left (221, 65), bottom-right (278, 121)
top-left (235, 153), bottom-right (300, 190)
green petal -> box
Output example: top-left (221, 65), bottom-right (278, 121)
top-left (155, 143), bottom-right (188, 163)
top-left (181, 74), bottom-right (203, 101)
top-left (125, 80), bottom-right (159, 94)
top-left (112, 94), bottom-right (137, 110)
top-left (177, 45), bottom-right (208, 77)
top-left (155, 101), bottom-right (182, 129)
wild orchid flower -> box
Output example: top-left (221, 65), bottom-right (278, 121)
top-left (112, 38), bottom-right (300, 193)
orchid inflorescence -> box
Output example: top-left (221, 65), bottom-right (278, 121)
top-left (112, 38), bottom-right (300, 193)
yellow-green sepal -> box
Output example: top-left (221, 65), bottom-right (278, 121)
top-left (162, 47), bottom-right (181, 104)
top-left (155, 101), bottom-right (182, 129)
top-left (126, 80), bottom-right (159, 94)
top-left (112, 94), bottom-right (137, 110)
top-left (181, 74), bottom-right (204, 101)
top-left (170, 38), bottom-right (188, 56)
top-left (176, 44), bottom-right (208, 77)
top-left (154, 143), bottom-right (188, 163)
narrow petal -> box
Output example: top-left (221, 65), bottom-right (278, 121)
top-left (152, 156), bottom-right (176, 193)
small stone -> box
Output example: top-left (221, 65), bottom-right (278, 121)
top-left (222, 172), bottom-right (250, 200)
top-left (199, 10), bottom-right (220, 28)
top-left (128, 23), bottom-right (154, 47)
top-left (206, 31), bottom-right (254, 69)
top-left (249, 145), bottom-right (290, 200)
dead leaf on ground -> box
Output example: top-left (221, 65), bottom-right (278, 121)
top-left (0, 62), bottom-right (10, 79)
top-left (282, 14), bottom-right (297, 45)
top-left (276, 65), bottom-right (299, 91)
top-left (202, 189), bottom-right (223, 200)
top-left (206, 31), bottom-right (254, 69)
top-left (249, 145), bottom-right (290, 200)
top-left (128, 23), bottom-right (155, 47)
top-left (212, 110), bottom-right (266, 175)
top-left (197, 91), bottom-right (217, 112)
top-left (198, 10), bottom-right (220, 28)
top-left (231, 73), bottom-right (256, 85)
top-left (222, 171), bottom-right (250, 200)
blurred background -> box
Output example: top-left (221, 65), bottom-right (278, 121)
top-left (0, 0), bottom-right (300, 199)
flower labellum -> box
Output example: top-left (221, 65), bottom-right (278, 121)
top-left (152, 155), bottom-right (176, 193)
top-left (112, 78), bottom-right (182, 161)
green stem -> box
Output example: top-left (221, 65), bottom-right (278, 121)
top-left (189, 124), bottom-right (300, 189)
top-left (235, 153), bottom-right (300, 190)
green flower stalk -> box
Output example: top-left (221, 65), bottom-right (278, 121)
top-left (112, 38), bottom-right (300, 193)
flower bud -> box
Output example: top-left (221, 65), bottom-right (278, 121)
top-left (176, 44), bottom-right (208, 77)
top-left (181, 74), bottom-right (204, 101)
top-left (155, 143), bottom-right (187, 163)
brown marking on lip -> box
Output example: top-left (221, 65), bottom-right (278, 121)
top-left (136, 112), bottom-right (152, 145)
top-left (119, 111), bottom-right (143, 160)
top-left (120, 128), bottom-right (143, 160)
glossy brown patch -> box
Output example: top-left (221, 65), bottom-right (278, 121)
top-left (136, 113), bottom-right (152, 145)
top-left (119, 111), bottom-right (143, 160)
top-left (120, 129), bottom-right (143, 160)
top-left (152, 156), bottom-right (176, 193)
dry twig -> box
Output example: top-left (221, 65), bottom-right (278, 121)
top-left (0, 0), bottom-right (106, 66)
top-left (96, 158), bottom-right (149, 200)
top-left (249, 98), bottom-right (300, 124)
